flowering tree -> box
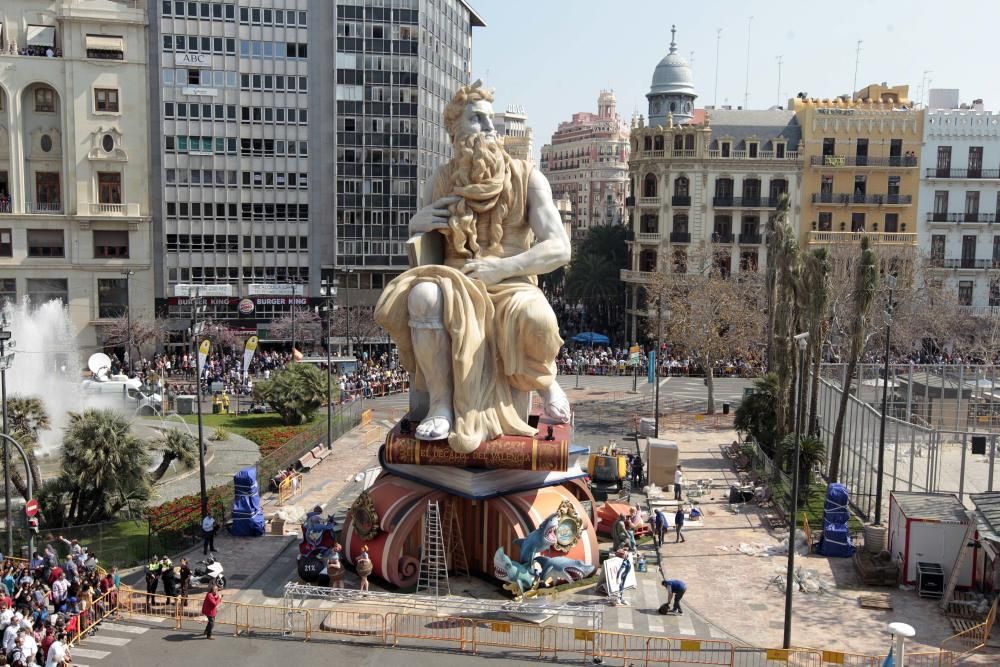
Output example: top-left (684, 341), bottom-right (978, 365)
top-left (268, 307), bottom-right (322, 348)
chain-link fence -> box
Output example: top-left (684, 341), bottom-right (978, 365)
top-left (817, 363), bottom-right (1000, 518)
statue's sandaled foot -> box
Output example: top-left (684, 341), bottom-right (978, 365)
top-left (539, 382), bottom-right (571, 423)
top-left (415, 405), bottom-right (453, 440)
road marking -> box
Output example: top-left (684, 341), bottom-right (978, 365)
top-left (676, 611), bottom-right (696, 635)
top-left (98, 622), bottom-right (149, 634)
top-left (71, 647), bottom-right (112, 659)
top-left (557, 615), bottom-right (571, 625)
top-left (647, 620), bottom-right (664, 634)
top-left (617, 619), bottom-right (634, 631)
top-left (128, 614), bottom-right (168, 624)
top-left (84, 635), bottom-right (132, 646)
top-left (709, 624), bottom-right (728, 639)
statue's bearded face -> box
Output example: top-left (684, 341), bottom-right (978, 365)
top-left (437, 100), bottom-right (511, 258)
top-left (453, 99), bottom-right (498, 144)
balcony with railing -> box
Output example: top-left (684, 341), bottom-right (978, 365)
top-left (928, 258), bottom-right (1000, 270)
top-left (925, 212), bottom-right (997, 224)
top-left (669, 231), bottom-right (691, 243)
top-left (637, 196), bottom-right (661, 207)
top-left (810, 155), bottom-right (918, 168)
top-left (0, 200), bottom-right (11, 214)
top-left (962, 305), bottom-right (1000, 316)
top-left (707, 149), bottom-right (800, 160)
top-left (713, 196), bottom-right (782, 208)
top-left (811, 193), bottom-right (913, 205)
top-left (711, 232), bottom-right (735, 244)
top-left (925, 168), bottom-right (1000, 179)
top-left (671, 195), bottom-right (691, 207)
top-left (738, 233), bottom-right (763, 245)
top-left (89, 203), bottom-right (141, 216)
top-left (636, 232), bottom-right (661, 244)
top-left (808, 231), bottom-right (917, 245)
top-left (26, 202), bottom-right (63, 214)
top-left (621, 269), bottom-right (654, 284)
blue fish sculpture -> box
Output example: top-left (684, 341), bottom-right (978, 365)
top-left (513, 513), bottom-right (558, 564)
top-left (493, 547), bottom-right (539, 601)
top-left (532, 556), bottom-right (597, 586)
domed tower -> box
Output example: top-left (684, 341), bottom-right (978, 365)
top-left (598, 89), bottom-right (617, 118)
top-left (647, 25), bottom-right (697, 126)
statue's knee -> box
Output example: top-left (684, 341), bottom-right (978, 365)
top-left (408, 282), bottom-right (443, 320)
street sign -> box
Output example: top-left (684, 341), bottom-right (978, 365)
top-left (628, 345), bottom-right (642, 366)
top-left (24, 499), bottom-right (39, 518)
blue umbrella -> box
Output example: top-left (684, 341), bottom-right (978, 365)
top-left (572, 332), bottom-right (610, 345)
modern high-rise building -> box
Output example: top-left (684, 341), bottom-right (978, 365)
top-left (0, 0), bottom-right (154, 353)
top-left (540, 90), bottom-right (630, 240)
top-left (492, 104), bottom-right (533, 162)
top-left (324, 0), bottom-right (484, 309)
top-left (149, 0), bottom-right (484, 342)
top-left (919, 92), bottom-right (1000, 313)
top-left (792, 83), bottom-right (923, 249)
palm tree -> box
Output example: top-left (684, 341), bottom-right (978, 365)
top-left (734, 373), bottom-right (781, 456)
top-left (254, 363), bottom-right (326, 425)
top-left (60, 409), bottom-right (151, 524)
top-left (828, 238), bottom-right (878, 483)
top-left (5, 395), bottom-right (50, 500)
top-left (564, 225), bottom-right (628, 339)
top-left (150, 429), bottom-right (198, 483)
top-left (802, 249), bottom-right (831, 436)
top-left (764, 196), bottom-right (791, 371)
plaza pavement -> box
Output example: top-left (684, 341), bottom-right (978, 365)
top-left (122, 377), bottom-right (997, 661)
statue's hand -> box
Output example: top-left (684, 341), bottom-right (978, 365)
top-left (409, 196), bottom-right (460, 236)
top-left (461, 257), bottom-right (510, 286)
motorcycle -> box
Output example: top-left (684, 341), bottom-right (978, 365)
top-left (194, 556), bottom-right (227, 589)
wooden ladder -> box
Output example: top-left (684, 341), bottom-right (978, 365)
top-left (442, 500), bottom-right (470, 578)
top-left (940, 511), bottom-right (978, 609)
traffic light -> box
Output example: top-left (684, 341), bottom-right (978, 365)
top-left (27, 517), bottom-right (38, 534)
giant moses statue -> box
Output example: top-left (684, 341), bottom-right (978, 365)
top-left (375, 81), bottom-right (572, 453)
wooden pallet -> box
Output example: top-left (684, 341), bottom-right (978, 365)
top-left (765, 514), bottom-right (786, 530)
top-left (858, 593), bottom-right (894, 610)
top-left (945, 591), bottom-right (985, 619)
top-left (950, 617), bottom-right (981, 634)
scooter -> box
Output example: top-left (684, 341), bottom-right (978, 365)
top-left (194, 556), bottom-right (227, 589)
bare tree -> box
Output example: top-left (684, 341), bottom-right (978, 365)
top-left (268, 307), bottom-right (322, 348)
top-left (330, 306), bottom-right (387, 350)
top-left (646, 242), bottom-right (765, 413)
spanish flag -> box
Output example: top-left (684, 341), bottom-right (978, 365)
top-left (292, 348), bottom-right (303, 361)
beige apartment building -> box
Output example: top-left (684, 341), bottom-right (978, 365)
top-left (0, 0), bottom-right (153, 355)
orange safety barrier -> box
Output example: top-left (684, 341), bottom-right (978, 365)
top-left (385, 613), bottom-right (473, 652)
top-left (544, 625), bottom-right (596, 663)
top-left (361, 408), bottom-right (374, 426)
top-left (278, 472), bottom-right (304, 505)
top-left (470, 619), bottom-right (548, 658)
top-left (732, 647), bottom-right (823, 667)
top-left (235, 602), bottom-right (310, 639)
top-left (941, 597), bottom-right (996, 659)
top-left (655, 637), bottom-right (735, 666)
top-left (307, 608), bottom-right (387, 643)
top-left (592, 630), bottom-right (652, 665)
top-left (361, 424), bottom-right (385, 447)
top-left (70, 588), bottom-right (119, 647)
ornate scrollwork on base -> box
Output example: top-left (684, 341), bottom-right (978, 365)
top-left (553, 499), bottom-right (583, 552)
top-left (349, 490), bottom-right (381, 541)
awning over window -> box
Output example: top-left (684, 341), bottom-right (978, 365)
top-left (26, 25), bottom-right (55, 47)
top-left (85, 35), bottom-right (123, 52)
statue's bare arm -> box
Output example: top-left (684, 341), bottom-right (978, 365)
top-left (461, 169), bottom-right (571, 285)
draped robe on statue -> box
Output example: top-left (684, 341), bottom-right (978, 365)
top-left (374, 157), bottom-right (562, 453)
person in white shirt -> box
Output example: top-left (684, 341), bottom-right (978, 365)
top-left (0, 602), bottom-right (12, 627)
top-left (21, 627), bottom-right (38, 662)
top-left (3, 613), bottom-right (21, 653)
top-left (202, 514), bottom-right (217, 555)
top-left (45, 633), bottom-right (68, 667)
top-left (674, 465), bottom-right (684, 501)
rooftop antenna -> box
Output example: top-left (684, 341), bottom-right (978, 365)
top-left (713, 28), bottom-right (722, 107)
top-left (776, 55), bottom-right (783, 107)
top-left (918, 69), bottom-right (932, 108)
top-left (851, 40), bottom-right (862, 99)
top-left (743, 16), bottom-right (753, 109)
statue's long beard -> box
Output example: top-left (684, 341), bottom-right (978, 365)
top-left (435, 135), bottom-right (511, 258)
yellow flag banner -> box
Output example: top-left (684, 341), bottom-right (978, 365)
top-left (243, 335), bottom-right (259, 374)
top-left (197, 339), bottom-right (211, 372)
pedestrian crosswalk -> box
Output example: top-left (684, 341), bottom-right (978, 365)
top-left (69, 614), bottom-right (163, 667)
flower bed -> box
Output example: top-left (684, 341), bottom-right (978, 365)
top-left (245, 425), bottom-right (309, 458)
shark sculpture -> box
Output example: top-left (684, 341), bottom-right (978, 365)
top-left (532, 556), bottom-right (597, 587)
top-left (493, 547), bottom-right (540, 601)
top-left (512, 513), bottom-right (558, 564)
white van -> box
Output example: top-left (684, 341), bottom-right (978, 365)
top-left (80, 375), bottom-right (162, 415)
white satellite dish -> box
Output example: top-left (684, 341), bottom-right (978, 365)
top-left (87, 352), bottom-right (112, 380)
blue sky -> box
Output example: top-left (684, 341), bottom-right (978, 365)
top-left (469, 0), bottom-right (998, 160)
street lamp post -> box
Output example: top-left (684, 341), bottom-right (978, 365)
top-left (655, 299), bottom-right (664, 438)
top-left (0, 318), bottom-right (13, 555)
top-left (783, 332), bottom-right (809, 649)
top-left (320, 278), bottom-right (337, 451)
top-left (120, 270), bottom-right (134, 375)
top-left (191, 290), bottom-right (208, 518)
top-left (874, 275), bottom-right (896, 526)
top-left (0, 434), bottom-right (33, 557)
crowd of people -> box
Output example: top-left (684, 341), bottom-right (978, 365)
top-left (0, 536), bottom-right (119, 666)
top-left (555, 347), bottom-right (766, 378)
top-left (338, 352), bottom-right (409, 402)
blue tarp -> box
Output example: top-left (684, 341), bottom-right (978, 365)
top-left (572, 332), bottom-right (610, 345)
top-left (817, 483), bottom-right (854, 557)
top-left (231, 466), bottom-right (265, 537)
